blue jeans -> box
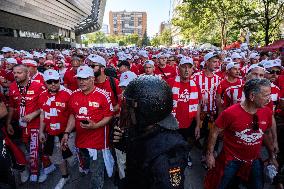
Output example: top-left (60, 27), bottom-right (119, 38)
top-left (218, 159), bottom-right (264, 189)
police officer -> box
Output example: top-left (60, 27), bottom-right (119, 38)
top-left (113, 75), bottom-right (189, 189)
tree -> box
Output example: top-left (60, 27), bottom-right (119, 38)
top-left (172, 0), bottom-right (284, 47)
top-left (150, 35), bottom-right (161, 46)
top-left (159, 29), bottom-right (173, 46)
top-left (86, 31), bottom-right (107, 44)
top-left (247, 0), bottom-right (283, 45)
top-left (141, 31), bottom-right (150, 46)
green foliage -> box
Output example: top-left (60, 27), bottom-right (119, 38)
top-left (83, 32), bottom-right (149, 46)
top-left (149, 29), bottom-right (173, 47)
top-left (172, 0), bottom-right (284, 47)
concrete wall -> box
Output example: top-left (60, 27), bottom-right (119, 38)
top-left (0, 11), bottom-right (71, 50)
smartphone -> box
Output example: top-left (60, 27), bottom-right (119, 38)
top-left (80, 120), bottom-right (89, 124)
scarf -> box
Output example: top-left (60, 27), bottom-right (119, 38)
top-left (17, 79), bottom-right (32, 128)
top-left (172, 76), bottom-right (199, 118)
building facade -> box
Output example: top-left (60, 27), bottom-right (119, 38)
top-left (109, 11), bottom-right (147, 37)
top-left (0, 0), bottom-right (106, 49)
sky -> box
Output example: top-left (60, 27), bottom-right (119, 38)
top-left (103, 0), bottom-right (172, 37)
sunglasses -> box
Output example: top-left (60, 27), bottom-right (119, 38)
top-left (252, 114), bottom-right (259, 131)
top-left (45, 65), bottom-right (55, 68)
top-left (89, 64), bottom-right (100, 68)
top-left (268, 70), bottom-right (281, 75)
top-left (46, 79), bottom-right (60, 85)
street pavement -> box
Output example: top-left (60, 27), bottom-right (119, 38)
top-left (17, 147), bottom-right (275, 189)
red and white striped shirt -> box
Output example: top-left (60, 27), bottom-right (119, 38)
top-left (193, 71), bottom-right (221, 112)
top-left (223, 83), bottom-right (280, 111)
top-left (223, 84), bottom-right (244, 108)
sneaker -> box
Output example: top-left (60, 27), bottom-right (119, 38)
top-left (44, 164), bottom-right (56, 175)
top-left (38, 170), bottom-right (47, 183)
top-left (20, 170), bottom-right (29, 183)
top-left (30, 174), bottom-right (38, 182)
top-left (54, 176), bottom-right (70, 189)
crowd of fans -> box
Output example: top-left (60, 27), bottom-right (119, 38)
top-left (0, 43), bottom-right (283, 189)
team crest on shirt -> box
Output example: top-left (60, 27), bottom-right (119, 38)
top-left (178, 89), bottom-right (190, 102)
top-left (27, 90), bottom-right (34, 95)
top-left (89, 101), bottom-right (99, 107)
top-left (79, 107), bottom-right (88, 115)
top-left (124, 75), bottom-right (128, 79)
top-left (169, 167), bottom-right (182, 187)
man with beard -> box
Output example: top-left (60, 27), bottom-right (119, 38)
top-left (205, 78), bottom-right (277, 189)
top-left (87, 54), bottom-right (121, 113)
top-left (64, 56), bottom-right (81, 91)
top-left (6, 64), bottom-right (49, 182)
top-left (56, 59), bottom-right (67, 85)
top-left (61, 66), bottom-right (114, 189)
top-left (192, 52), bottom-right (221, 167)
top-left (113, 76), bottom-right (189, 189)
top-left (22, 59), bottom-right (45, 85)
top-left (39, 69), bottom-right (73, 189)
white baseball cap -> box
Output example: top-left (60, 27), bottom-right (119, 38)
top-left (43, 69), bottom-right (60, 81)
top-left (247, 64), bottom-right (266, 73)
top-left (224, 57), bottom-right (233, 63)
top-left (144, 60), bottom-right (155, 66)
top-left (179, 56), bottom-right (193, 65)
top-left (119, 71), bottom-right (137, 87)
top-left (138, 50), bottom-right (148, 58)
top-left (22, 59), bottom-right (37, 67)
top-left (87, 54), bottom-right (106, 67)
top-left (204, 52), bottom-right (218, 61)
top-left (24, 53), bottom-right (34, 59)
top-left (263, 60), bottom-right (283, 70)
top-left (226, 62), bottom-right (240, 71)
top-left (6, 58), bottom-right (17, 64)
top-left (231, 52), bottom-right (242, 60)
top-left (75, 66), bottom-right (94, 78)
top-left (249, 52), bottom-right (260, 60)
top-left (1, 47), bottom-right (14, 53)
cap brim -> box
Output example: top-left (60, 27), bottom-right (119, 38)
top-left (118, 81), bottom-right (128, 87)
top-left (44, 77), bottom-right (60, 81)
top-left (75, 74), bottom-right (92, 78)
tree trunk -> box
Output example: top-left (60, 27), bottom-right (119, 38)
top-left (221, 21), bottom-right (226, 49)
top-left (264, 0), bottom-right (270, 45)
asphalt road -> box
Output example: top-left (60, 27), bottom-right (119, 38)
top-left (17, 147), bottom-right (275, 189)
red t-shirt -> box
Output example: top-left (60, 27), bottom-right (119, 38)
top-left (215, 70), bottom-right (226, 79)
top-left (39, 86), bottom-right (72, 135)
top-left (9, 81), bottom-right (45, 128)
top-left (130, 64), bottom-right (139, 75)
top-left (168, 79), bottom-right (200, 129)
top-left (215, 104), bottom-right (272, 161)
top-left (94, 77), bottom-right (122, 107)
top-left (154, 64), bottom-right (177, 81)
top-left (68, 87), bottom-right (114, 149)
top-left (64, 68), bottom-right (78, 91)
top-left (217, 78), bottom-right (243, 97)
top-left (31, 72), bottom-right (45, 86)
